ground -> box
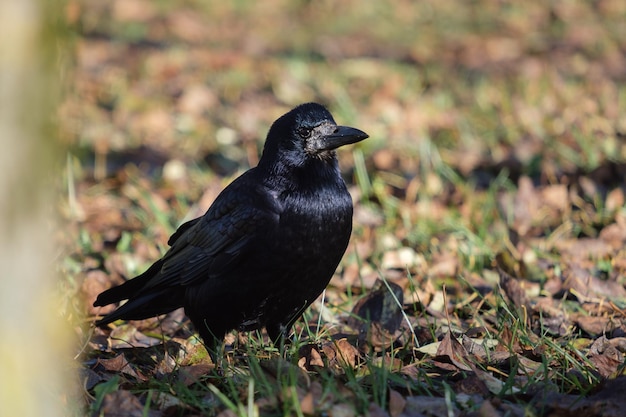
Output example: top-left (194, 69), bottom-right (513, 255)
top-left (58, 1), bottom-right (626, 416)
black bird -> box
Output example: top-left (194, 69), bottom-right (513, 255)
top-left (94, 102), bottom-right (368, 358)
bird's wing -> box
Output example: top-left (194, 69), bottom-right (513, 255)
top-left (167, 217), bottom-right (202, 246)
top-left (144, 177), bottom-right (280, 290)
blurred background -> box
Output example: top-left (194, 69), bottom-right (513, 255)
top-left (61, 0), bottom-right (626, 181)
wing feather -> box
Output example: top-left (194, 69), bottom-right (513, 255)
top-left (143, 174), bottom-right (280, 291)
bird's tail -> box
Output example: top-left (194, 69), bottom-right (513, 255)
top-left (94, 259), bottom-right (164, 306)
top-left (93, 259), bottom-right (184, 326)
top-left (94, 289), bottom-right (182, 326)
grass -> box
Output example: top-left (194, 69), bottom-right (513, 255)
top-left (57, 0), bottom-right (626, 415)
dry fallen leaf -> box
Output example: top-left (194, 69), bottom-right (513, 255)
top-left (588, 336), bottom-right (623, 378)
top-left (561, 263), bottom-right (626, 302)
top-left (100, 390), bottom-right (154, 417)
top-left (321, 339), bottom-right (360, 371)
top-left (176, 364), bottom-right (213, 386)
top-left (555, 238), bottom-right (614, 260)
top-left (388, 389), bottom-right (406, 417)
top-left (348, 279), bottom-right (405, 352)
top-left (83, 270), bottom-right (115, 316)
top-left (107, 324), bottom-right (164, 349)
top-left (477, 399), bottom-right (501, 417)
top-left (605, 188), bottom-right (625, 213)
top-left (496, 253), bottom-right (534, 326)
top-left (599, 221), bottom-right (626, 249)
top-left (572, 313), bottom-right (621, 336)
top-left (298, 343), bottom-right (325, 371)
top-left (434, 331), bottom-right (473, 372)
top-left (97, 353), bottom-right (148, 381)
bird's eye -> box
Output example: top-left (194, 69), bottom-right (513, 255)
top-left (297, 127), bottom-right (312, 138)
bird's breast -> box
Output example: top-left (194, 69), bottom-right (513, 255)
top-left (277, 182), bottom-right (353, 258)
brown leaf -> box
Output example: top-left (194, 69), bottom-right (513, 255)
top-left (605, 188), bottom-right (625, 212)
top-left (511, 176), bottom-right (541, 236)
top-left (83, 270), bottom-right (115, 316)
top-left (539, 315), bottom-right (572, 337)
top-left (367, 402), bottom-right (389, 417)
top-left (388, 389), bottom-right (406, 417)
top-left (428, 250), bottom-right (459, 278)
top-left (399, 363), bottom-right (421, 381)
top-left (588, 336), bottom-right (623, 378)
top-left (309, 346), bottom-right (324, 368)
top-left (366, 322), bottom-right (404, 353)
top-left (562, 263), bottom-right (626, 302)
top-left (542, 184), bottom-right (569, 211)
top-left (556, 238), bottom-right (614, 260)
top-left (517, 354), bottom-right (543, 375)
top-left (108, 324), bottom-right (163, 349)
top-left (321, 339), bottom-right (360, 371)
top-left (496, 257), bottom-right (534, 325)
top-left (260, 357), bottom-right (310, 387)
top-left (477, 399), bottom-right (501, 417)
top-left (103, 253), bottom-right (130, 282)
top-left (434, 331), bottom-right (473, 371)
top-left (610, 337), bottom-right (626, 352)
top-left (298, 343), bottom-right (325, 371)
top-left (599, 221), bottom-right (626, 249)
top-left (98, 354), bottom-right (147, 381)
top-left (462, 335), bottom-right (513, 367)
top-left (461, 334), bottom-right (488, 358)
top-left (404, 277), bottom-right (435, 310)
top-left (350, 279), bottom-right (404, 333)
top-left (454, 372), bottom-right (491, 396)
top-left (176, 364), bottom-right (213, 386)
top-left (572, 314), bottom-right (620, 336)
top-left (348, 279), bottom-right (405, 351)
top-left (497, 325), bottom-right (524, 354)
top-left (533, 297), bottom-right (572, 336)
top-left (300, 391), bottom-right (315, 416)
top-left (100, 390), bottom-right (154, 417)
top-left (371, 354), bottom-right (403, 373)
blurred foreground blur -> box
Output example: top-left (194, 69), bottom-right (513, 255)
top-left (0, 2), bottom-right (73, 416)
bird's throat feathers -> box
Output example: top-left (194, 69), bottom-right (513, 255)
top-left (260, 152), bottom-right (343, 194)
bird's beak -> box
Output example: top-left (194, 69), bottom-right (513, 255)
top-left (317, 126), bottom-right (369, 151)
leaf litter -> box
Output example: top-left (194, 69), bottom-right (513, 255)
top-left (58, 0), bottom-right (626, 416)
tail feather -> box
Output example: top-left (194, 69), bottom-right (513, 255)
top-left (95, 288), bottom-right (184, 326)
top-left (93, 259), bottom-right (164, 307)
top-left (93, 258), bottom-right (185, 327)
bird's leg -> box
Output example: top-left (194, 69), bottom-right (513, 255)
top-left (205, 342), bottom-right (224, 369)
top-left (267, 322), bottom-right (293, 359)
top-left (197, 321), bottom-right (225, 371)
top-left (267, 301), bottom-right (309, 356)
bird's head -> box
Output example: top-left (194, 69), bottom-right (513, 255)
top-left (260, 103), bottom-right (368, 168)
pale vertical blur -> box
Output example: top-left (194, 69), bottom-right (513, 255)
top-left (0, 1), bottom-right (72, 416)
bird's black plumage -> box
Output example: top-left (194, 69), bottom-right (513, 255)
top-left (94, 103), bottom-right (368, 356)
